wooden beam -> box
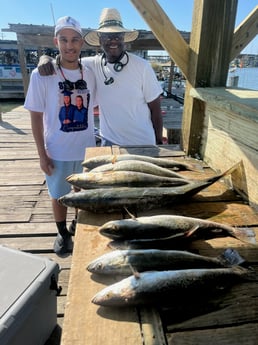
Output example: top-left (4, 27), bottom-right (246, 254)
top-left (130, 0), bottom-right (190, 78)
top-left (182, 0), bottom-right (238, 156)
top-left (230, 6), bottom-right (258, 60)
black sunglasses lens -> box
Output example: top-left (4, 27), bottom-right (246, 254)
top-left (75, 80), bottom-right (87, 90)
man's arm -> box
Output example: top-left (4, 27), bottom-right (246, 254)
top-left (148, 96), bottom-right (163, 145)
top-left (30, 111), bottom-right (54, 175)
top-left (37, 55), bottom-right (56, 76)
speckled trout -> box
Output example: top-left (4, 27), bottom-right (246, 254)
top-left (90, 160), bottom-right (186, 179)
top-left (82, 154), bottom-right (199, 171)
top-left (66, 170), bottom-right (190, 189)
top-left (92, 266), bottom-right (258, 307)
top-left (59, 163), bottom-right (240, 214)
top-left (99, 215), bottom-right (256, 245)
top-left (87, 248), bottom-right (245, 276)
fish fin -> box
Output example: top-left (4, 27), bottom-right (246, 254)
top-left (220, 248), bottom-right (246, 266)
top-left (234, 266), bottom-right (258, 281)
top-left (111, 155), bottom-right (117, 164)
top-left (231, 227), bottom-right (257, 245)
top-left (129, 264), bottom-right (141, 279)
top-left (123, 207), bottom-right (137, 219)
top-left (185, 225), bottom-right (200, 237)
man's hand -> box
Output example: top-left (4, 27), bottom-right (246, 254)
top-left (39, 155), bottom-right (55, 176)
top-left (38, 55), bottom-right (55, 76)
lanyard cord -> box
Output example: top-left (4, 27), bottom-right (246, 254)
top-left (56, 54), bottom-right (83, 81)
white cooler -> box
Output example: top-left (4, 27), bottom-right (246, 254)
top-left (0, 245), bottom-right (60, 345)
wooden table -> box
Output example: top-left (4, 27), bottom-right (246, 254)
top-left (61, 146), bottom-right (258, 345)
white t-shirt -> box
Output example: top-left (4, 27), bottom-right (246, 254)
top-left (24, 64), bottom-right (96, 161)
top-left (83, 53), bottom-right (163, 145)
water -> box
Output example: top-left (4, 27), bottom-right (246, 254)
top-left (0, 100), bottom-right (24, 113)
top-left (227, 67), bottom-right (258, 90)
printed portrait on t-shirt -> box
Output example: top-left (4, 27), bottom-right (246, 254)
top-left (58, 82), bottom-right (89, 132)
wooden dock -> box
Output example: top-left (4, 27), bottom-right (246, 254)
top-left (1, 102), bottom-right (258, 345)
top-left (0, 105), bottom-right (72, 344)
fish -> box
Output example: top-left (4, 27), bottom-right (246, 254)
top-left (82, 154), bottom-right (199, 171)
top-left (90, 159), bottom-right (186, 179)
top-left (87, 248), bottom-right (245, 276)
top-left (59, 163), bottom-right (242, 214)
top-left (99, 214), bottom-right (256, 245)
top-left (91, 266), bottom-right (258, 307)
top-left (66, 170), bottom-right (190, 189)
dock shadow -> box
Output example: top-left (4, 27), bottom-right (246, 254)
top-left (0, 120), bottom-right (27, 135)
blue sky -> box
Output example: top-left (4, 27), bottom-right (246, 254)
top-left (1, 0), bottom-right (257, 54)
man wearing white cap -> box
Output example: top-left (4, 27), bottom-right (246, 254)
top-left (39, 8), bottom-right (163, 146)
top-left (25, 16), bottom-right (96, 256)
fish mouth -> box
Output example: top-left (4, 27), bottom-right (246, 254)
top-left (99, 230), bottom-right (121, 240)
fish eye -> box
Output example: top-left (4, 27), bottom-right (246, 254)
top-left (97, 262), bottom-right (103, 269)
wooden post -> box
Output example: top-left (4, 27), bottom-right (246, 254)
top-left (182, 0), bottom-right (238, 156)
top-left (167, 59), bottom-right (174, 96)
top-left (16, 33), bottom-right (29, 97)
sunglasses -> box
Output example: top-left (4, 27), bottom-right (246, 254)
top-left (58, 79), bottom-right (87, 91)
top-left (98, 33), bottom-right (125, 42)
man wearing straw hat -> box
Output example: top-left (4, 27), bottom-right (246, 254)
top-left (39, 8), bottom-right (164, 146)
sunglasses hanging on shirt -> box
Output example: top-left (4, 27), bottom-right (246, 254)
top-left (101, 52), bottom-right (129, 85)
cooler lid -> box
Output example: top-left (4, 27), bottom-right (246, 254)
top-left (0, 246), bottom-right (48, 318)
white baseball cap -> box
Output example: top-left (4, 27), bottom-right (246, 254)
top-left (55, 16), bottom-right (82, 36)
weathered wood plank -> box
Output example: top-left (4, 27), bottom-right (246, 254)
top-left (231, 5), bottom-right (258, 60)
top-left (164, 273), bottom-right (258, 329)
top-left (117, 145), bottom-right (186, 157)
top-left (0, 209), bottom-right (32, 222)
top-left (191, 88), bottom-right (258, 207)
top-left (61, 224), bottom-right (143, 345)
top-left (167, 323), bottom-right (258, 345)
top-left (0, 236), bottom-right (71, 252)
top-left (0, 148), bottom-right (39, 159)
top-left (0, 222), bottom-right (57, 235)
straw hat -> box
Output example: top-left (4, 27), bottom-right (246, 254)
top-left (84, 8), bottom-right (139, 46)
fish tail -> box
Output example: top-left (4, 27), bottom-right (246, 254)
top-left (205, 161), bottom-right (241, 184)
top-left (241, 266), bottom-right (258, 281)
top-left (220, 248), bottom-right (246, 266)
top-left (232, 227), bottom-right (257, 245)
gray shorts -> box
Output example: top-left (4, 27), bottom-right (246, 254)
top-left (45, 160), bottom-right (83, 199)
